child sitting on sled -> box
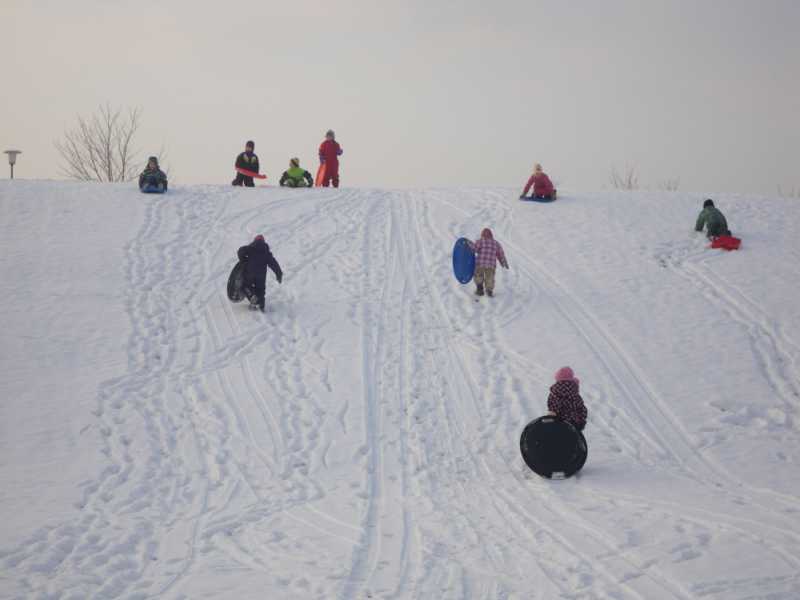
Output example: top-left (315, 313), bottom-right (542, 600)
top-left (279, 158), bottom-right (314, 187)
top-left (138, 156), bottom-right (168, 191)
top-left (466, 228), bottom-right (509, 297)
top-left (547, 367), bottom-right (587, 431)
top-left (237, 234), bottom-right (283, 312)
top-left (521, 163), bottom-right (556, 200)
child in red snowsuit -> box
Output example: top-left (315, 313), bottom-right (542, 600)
top-left (318, 129), bottom-right (343, 188)
top-left (547, 367), bottom-right (587, 431)
top-left (466, 228), bottom-right (509, 297)
top-left (521, 163), bottom-right (556, 200)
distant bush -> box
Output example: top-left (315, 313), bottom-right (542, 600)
top-left (610, 166), bottom-right (680, 192)
top-left (658, 178), bottom-right (680, 192)
top-left (609, 165), bottom-right (639, 191)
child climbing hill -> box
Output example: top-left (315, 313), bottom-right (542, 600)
top-left (695, 199), bottom-right (731, 238)
top-left (236, 234), bottom-right (283, 312)
top-left (466, 228), bottom-right (509, 297)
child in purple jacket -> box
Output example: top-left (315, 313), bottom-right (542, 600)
top-left (547, 367), bottom-right (587, 431)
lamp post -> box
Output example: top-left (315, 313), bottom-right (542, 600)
top-left (4, 150), bottom-right (22, 179)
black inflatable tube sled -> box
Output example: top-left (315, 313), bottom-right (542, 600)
top-left (520, 416), bottom-right (588, 479)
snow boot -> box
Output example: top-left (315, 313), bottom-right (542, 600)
top-left (487, 290), bottom-right (494, 297)
top-left (475, 285), bottom-right (484, 296)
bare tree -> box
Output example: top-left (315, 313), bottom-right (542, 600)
top-left (153, 143), bottom-right (173, 181)
top-left (659, 178), bottom-right (680, 191)
top-left (55, 104), bottom-right (142, 182)
top-left (609, 165), bottom-right (639, 190)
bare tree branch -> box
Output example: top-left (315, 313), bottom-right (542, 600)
top-left (153, 142), bottom-right (173, 181)
top-left (55, 104), bottom-right (143, 182)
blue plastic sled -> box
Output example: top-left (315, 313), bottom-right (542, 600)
top-left (141, 184), bottom-right (166, 194)
top-left (452, 237), bottom-right (476, 284)
top-left (520, 195), bottom-right (555, 203)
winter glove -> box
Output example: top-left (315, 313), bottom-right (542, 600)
top-left (277, 273), bottom-right (283, 284)
top-left (519, 194), bottom-right (526, 200)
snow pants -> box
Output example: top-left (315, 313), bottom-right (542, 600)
top-left (243, 277), bottom-right (266, 311)
top-left (474, 267), bottom-right (496, 293)
top-left (232, 173), bottom-right (255, 187)
top-left (282, 179), bottom-right (310, 188)
top-left (140, 175), bottom-right (167, 192)
top-left (321, 165), bottom-right (339, 188)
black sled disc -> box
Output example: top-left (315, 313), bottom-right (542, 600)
top-left (227, 261), bottom-right (246, 302)
top-left (519, 416), bottom-right (587, 479)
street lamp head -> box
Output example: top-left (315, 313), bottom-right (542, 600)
top-left (4, 150), bottom-right (22, 166)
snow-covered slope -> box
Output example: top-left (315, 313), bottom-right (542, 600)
top-left (1, 181), bottom-right (799, 599)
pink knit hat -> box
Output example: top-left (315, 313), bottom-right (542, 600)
top-left (554, 366), bottom-right (579, 383)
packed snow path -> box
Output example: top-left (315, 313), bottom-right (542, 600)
top-left (1, 182), bottom-right (799, 599)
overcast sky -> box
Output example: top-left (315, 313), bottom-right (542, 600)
top-left (2, 0), bottom-right (798, 193)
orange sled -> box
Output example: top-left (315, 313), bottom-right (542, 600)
top-left (314, 163), bottom-right (327, 187)
top-left (236, 167), bottom-right (267, 180)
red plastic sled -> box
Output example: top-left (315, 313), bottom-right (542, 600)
top-left (236, 167), bottom-right (267, 180)
top-left (314, 163), bottom-right (327, 187)
top-left (711, 236), bottom-right (741, 251)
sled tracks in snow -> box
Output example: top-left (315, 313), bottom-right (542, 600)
top-left (4, 189), bottom-right (799, 599)
top-left (1, 190), bottom-right (232, 598)
top-left (335, 193), bottom-right (681, 599)
top-left (426, 190), bottom-right (800, 598)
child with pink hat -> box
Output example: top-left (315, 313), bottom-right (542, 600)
top-left (547, 367), bottom-right (587, 431)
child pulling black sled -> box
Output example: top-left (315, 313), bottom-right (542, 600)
top-left (237, 234), bottom-right (283, 311)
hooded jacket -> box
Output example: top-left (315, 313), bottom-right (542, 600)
top-left (235, 151), bottom-right (260, 174)
top-left (237, 238), bottom-right (282, 284)
top-left (547, 380), bottom-right (587, 431)
top-left (467, 228), bottom-right (508, 269)
top-left (523, 172), bottom-right (555, 197)
top-left (695, 206), bottom-right (730, 238)
top-left (139, 158), bottom-right (168, 189)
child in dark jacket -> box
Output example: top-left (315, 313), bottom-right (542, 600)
top-left (547, 367), bottom-right (587, 431)
top-left (695, 199), bottom-right (731, 238)
top-left (139, 156), bottom-right (168, 191)
top-left (232, 141), bottom-right (260, 187)
top-left (237, 234), bottom-right (283, 311)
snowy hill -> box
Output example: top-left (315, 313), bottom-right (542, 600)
top-left (1, 181), bottom-right (799, 599)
